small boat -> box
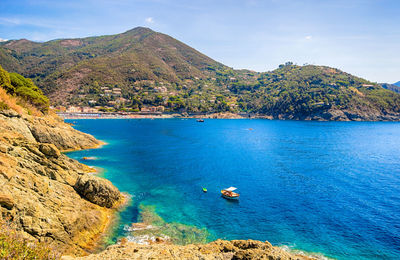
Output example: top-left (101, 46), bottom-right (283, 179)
top-left (197, 119), bottom-right (204, 122)
top-left (202, 187), bottom-right (207, 193)
top-left (221, 187), bottom-right (240, 200)
top-left (82, 156), bottom-right (96, 160)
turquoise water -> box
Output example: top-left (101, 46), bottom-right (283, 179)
top-left (66, 119), bottom-right (400, 259)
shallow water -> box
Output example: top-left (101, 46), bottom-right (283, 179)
top-left (66, 119), bottom-right (400, 259)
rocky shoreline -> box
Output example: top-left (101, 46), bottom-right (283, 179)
top-left (0, 109), bottom-right (125, 256)
top-left (65, 239), bottom-right (315, 260)
top-left (59, 110), bottom-right (400, 121)
top-left (0, 108), bottom-right (322, 259)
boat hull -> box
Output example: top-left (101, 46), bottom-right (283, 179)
top-left (222, 194), bottom-right (239, 200)
top-left (221, 190), bottom-right (240, 200)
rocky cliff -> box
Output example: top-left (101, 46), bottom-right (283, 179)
top-left (0, 109), bottom-right (124, 256)
top-left (66, 239), bottom-right (314, 260)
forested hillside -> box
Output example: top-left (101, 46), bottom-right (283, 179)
top-left (1, 28), bottom-right (400, 120)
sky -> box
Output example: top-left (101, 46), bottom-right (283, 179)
top-left (0, 0), bottom-right (399, 83)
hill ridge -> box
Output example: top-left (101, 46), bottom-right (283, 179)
top-left (1, 28), bottom-right (400, 121)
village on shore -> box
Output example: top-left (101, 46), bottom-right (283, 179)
top-left (55, 105), bottom-right (255, 119)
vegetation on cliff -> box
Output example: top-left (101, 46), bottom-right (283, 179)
top-left (0, 65), bottom-right (49, 113)
top-left (381, 83), bottom-right (400, 94)
top-left (0, 217), bottom-right (57, 259)
top-left (234, 64), bottom-right (400, 120)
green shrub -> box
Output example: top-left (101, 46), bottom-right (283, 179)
top-left (0, 65), bottom-right (15, 94)
top-left (0, 101), bottom-right (9, 110)
top-left (15, 86), bottom-right (50, 111)
top-left (0, 65), bottom-right (50, 112)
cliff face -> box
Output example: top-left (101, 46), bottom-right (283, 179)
top-left (0, 109), bottom-right (123, 255)
top-left (67, 239), bottom-right (313, 260)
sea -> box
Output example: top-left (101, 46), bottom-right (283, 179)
top-left (66, 119), bottom-right (400, 259)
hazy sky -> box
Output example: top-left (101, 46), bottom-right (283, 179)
top-left (1, 0), bottom-right (399, 83)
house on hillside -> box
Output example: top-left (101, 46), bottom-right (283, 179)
top-left (116, 97), bottom-right (128, 104)
top-left (82, 107), bottom-right (99, 113)
top-left (141, 106), bottom-right (163, 113)
top-left (55, 106), bottom-right (66, 112)
top-left (66, 106), bottom-right (82, 113)
top-left (107, 101), bottom-right (117, 107)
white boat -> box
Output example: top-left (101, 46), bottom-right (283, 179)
top-left (221, 187), bottom-right (240, 200)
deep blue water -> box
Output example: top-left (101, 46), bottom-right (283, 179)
top-left (66, 119), bottom-right (400, 259)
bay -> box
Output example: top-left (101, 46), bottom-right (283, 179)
top-left (66, 119), bottom-right (400, 260)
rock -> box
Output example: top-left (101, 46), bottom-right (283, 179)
top-left (39, 143), bottom-right (61, 158)
top-left (0, 144), bottom-right (7, 153)
top-left (0, 193), bottom-right (14, 209)
top-left (0, 110), bottom-right (119, 255)
top-left (0, 114), bottom-right (37, 142)
top-left (70, 239), bottom-right (314, 260)
top-left (28, 115), bottom-right (102, 152)
top-left (0, 109), bottom-right (21, 118)
top-left (74, 174), bottom-right (122, 208)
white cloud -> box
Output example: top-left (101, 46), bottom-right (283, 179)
top-left (305, 35), bottom-right (312, 40)
top-left (0, 38), bottom-right (8, 42)
top-left (145, 17), bottom-right (154, 24)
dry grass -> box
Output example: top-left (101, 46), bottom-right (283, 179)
top-left (0, 217), bottom-right (60, 259)
top-left (0, 87), bottom-right (43, 116)
top-left (0, 87), bottom-right (23, 114)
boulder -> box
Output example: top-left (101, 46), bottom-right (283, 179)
top-left (0, 144), bottom-right (8, 153)
top-left (0, 193), bottom-right (14, 210)
top-left (39, 143), bottom-right (61, 158)
top-left (28, 116), bottom-right (102, 152)
top-left (0, 109), bottom-right (21, 118)
top-left (74, 174), bottom-right (121, 208)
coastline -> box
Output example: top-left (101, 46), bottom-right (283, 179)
top-left (58, 111), bottom-right (257, 120)
top-left (58, 111), bottom-right (400, 121)
top-left (63, 139), bottom-right (130, 255)
top-left (89, 193), bottom-right (131, 253)
top-left (62, 140), bottom-right (107, 153)
top-left (63, 119), bottom-right (333, 260)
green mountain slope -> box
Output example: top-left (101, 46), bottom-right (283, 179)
top-left (0, 27), bottom-right (227, 104)
top-left (381, 83), bottom-right (400, 94)
top-left (233, 64), bottom-right (400, 120)
top-left (1, 28), bottom-right (400, 120)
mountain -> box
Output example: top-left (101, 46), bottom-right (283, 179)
top-left (0, 27), bottom-right (228, 105)
top-left (1, 27), bottom-right (400, 121)
top-left (234, 64), bottom-right (400, 120)
top-left (381, 83), bottom-right (400, 94)
top-left (394, 81), bottom-right (400, 87)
